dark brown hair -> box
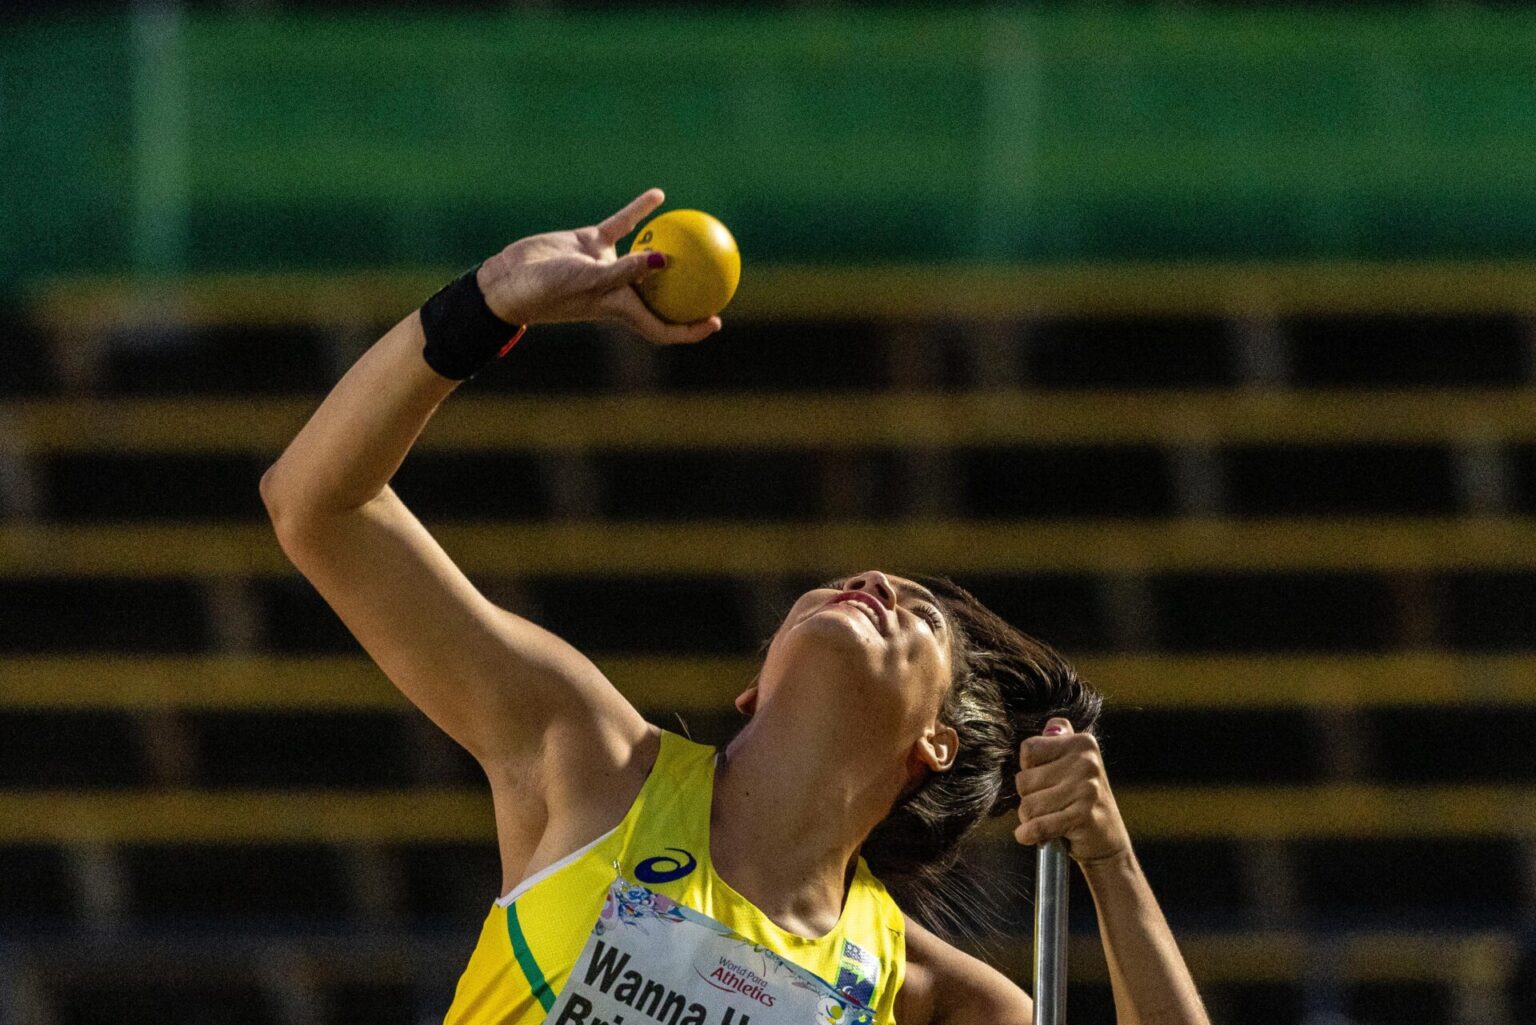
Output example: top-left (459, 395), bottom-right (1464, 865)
top-left (857, 574), bottom-right (1103, 938)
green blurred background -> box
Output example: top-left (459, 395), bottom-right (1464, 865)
top-left (7, 5), bottom-right (1536, 285)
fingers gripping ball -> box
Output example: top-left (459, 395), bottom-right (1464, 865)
top-left (627, 209), bottom-right (740, 324)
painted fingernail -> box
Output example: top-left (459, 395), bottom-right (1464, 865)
top-left (647, 252), bottom-right (666, 268)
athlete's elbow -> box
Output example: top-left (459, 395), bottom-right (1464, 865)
top-left (258, 462), bottom-right (284, 513)
top-left (259, 462), bottom-right (334, 554)
top-left (259, 462), bottom-right (306, 537)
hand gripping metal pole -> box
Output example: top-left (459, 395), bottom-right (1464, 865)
top-left (1033, 840), bottom-right (1069, 1025)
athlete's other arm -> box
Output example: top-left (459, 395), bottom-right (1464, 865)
top-left (899, 917), bottom-right (1031, 1025)
top-left (259, 189), bottom-right (719, 890)
top-left (1008, 719), bottom-right (1209, 1025)
top-left (900, 717), bottom-right (1208, 1025)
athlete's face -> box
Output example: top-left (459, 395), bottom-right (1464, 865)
top-left (740, 570), bottom-right (958, 773)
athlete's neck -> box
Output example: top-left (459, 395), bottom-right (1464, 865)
top-left (710, 706), bottom-right (906, 940)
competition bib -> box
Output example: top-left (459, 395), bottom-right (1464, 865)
top-left (543, 876), bottom-right (875, 1025)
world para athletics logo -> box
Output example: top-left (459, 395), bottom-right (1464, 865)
top-left (635, 847), bottom-right (698, 884)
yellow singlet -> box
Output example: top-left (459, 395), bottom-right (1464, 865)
top-left (444, 730), bottom-right (907, 1025)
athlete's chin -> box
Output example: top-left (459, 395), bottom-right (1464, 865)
top-left (776, 618), bottom-right (891, 688)
top-left (792, 608), bottom-right (882, 653)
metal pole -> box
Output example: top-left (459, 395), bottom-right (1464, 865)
top-left (1033, 839), bottom-right (1069, 1025)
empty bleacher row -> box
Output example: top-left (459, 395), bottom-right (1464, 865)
top-left (9, 653), bottom-right (1536, 786)
top-left (2, 265), bottom-right (1534, 1025)
top-left (1, 541), bottom-right (1535, 652)
top-left (9, 409), bottom-right (1536, 521)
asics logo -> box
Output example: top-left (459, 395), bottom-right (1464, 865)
top-left (635, 847), bottom-right (697, 884)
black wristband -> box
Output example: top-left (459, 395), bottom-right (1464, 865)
top-left (420, 264), bottom-right (526, 381)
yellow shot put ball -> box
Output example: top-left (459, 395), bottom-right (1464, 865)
top-left (627, 209), bottom-right (741, 324)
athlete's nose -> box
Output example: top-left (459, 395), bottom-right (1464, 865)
top-left (845, 570), bottom-right (897, 610)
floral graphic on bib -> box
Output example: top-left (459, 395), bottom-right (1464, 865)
top-left (817, 996), bottom-right (875, 1025)
top-left (596, 879), bottom-right (687, 937)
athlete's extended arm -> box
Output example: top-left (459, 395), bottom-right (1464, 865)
top-left (259, 190), bottom-right (718, 877)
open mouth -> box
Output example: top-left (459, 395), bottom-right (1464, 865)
top-left (826, 592), bottom-right (885, 632)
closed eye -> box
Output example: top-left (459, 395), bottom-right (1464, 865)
top-left (916, 603), bottom-right (944, 630)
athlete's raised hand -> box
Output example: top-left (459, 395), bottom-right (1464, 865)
top-left (1012, 719), bottom-right (1132, 864)
top-left (474, 188), bottom-right (722, 346)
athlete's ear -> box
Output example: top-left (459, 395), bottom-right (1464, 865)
top-left (734, 685), bottom-right (759, 717)
top-left (913, 722), bottom-right (958, 774)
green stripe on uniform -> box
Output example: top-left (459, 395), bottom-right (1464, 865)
top-left (506, 902), bottom-right (556, 1012)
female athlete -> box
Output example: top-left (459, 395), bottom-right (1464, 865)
top-left (260, 189), bottom-right (1209, 1025)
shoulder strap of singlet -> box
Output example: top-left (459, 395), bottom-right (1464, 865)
top-left (622, 730), bottom-right (718, 865)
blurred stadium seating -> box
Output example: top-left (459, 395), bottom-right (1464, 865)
top-left (4, 6), bottom-right (1536, 1025)
top-left (5, 264), bottom-right (1534, 1025)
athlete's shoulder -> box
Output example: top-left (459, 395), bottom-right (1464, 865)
top-left (896, 915), bottom-right (1031, 1025)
